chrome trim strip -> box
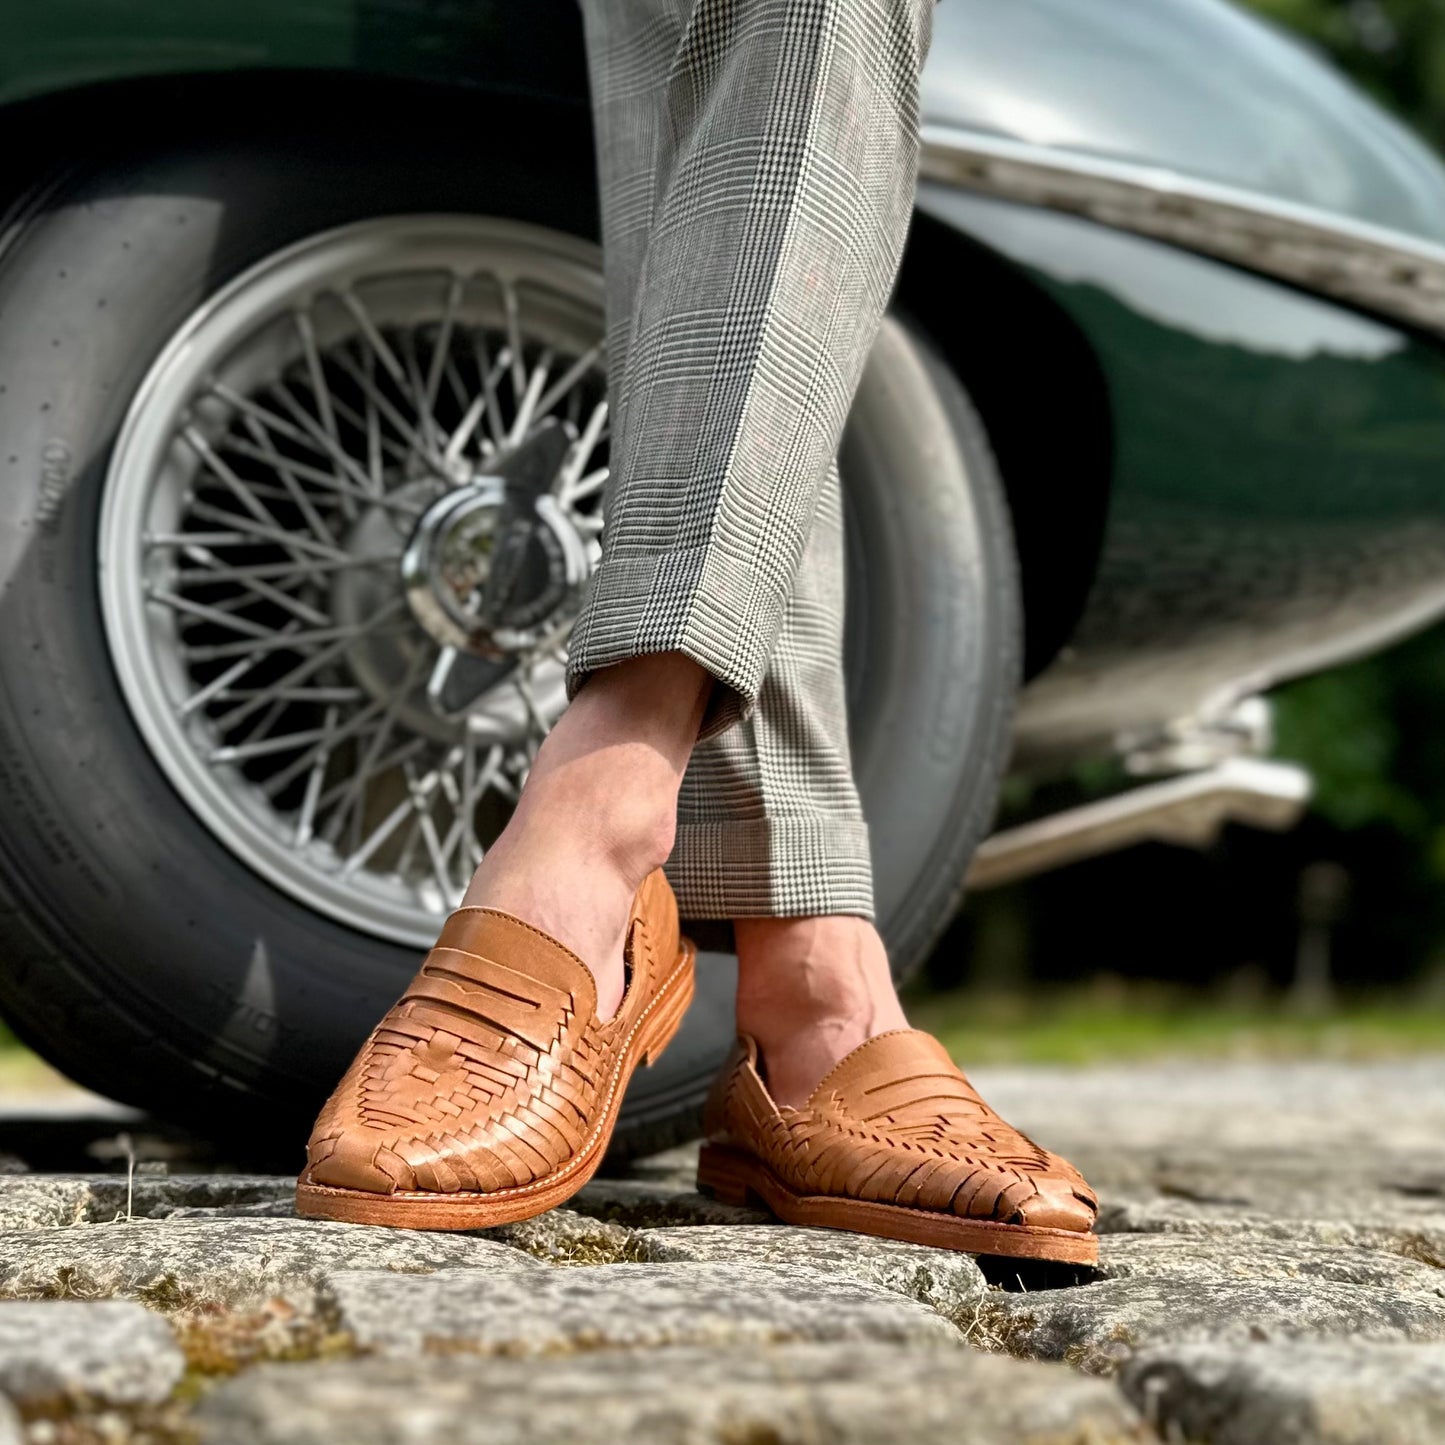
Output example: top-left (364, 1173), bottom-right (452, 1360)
top-left (966, 757), bottom-right (1312, 890)
top-left (919, 126), bottom-right (1445, 337)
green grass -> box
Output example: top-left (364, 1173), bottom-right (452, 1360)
top-left (0, 1020), bottom-right (91, 1098)
top-left (903, 982), bottom-right (1445, 1066)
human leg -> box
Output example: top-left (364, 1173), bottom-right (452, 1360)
top-left (565, 0), bottom-right (1097, 1260)
top-left (462, 0), bottom-right (935, 1011)
top-left (574, 0), bottom-right (934, 1091)
top-left (459, 651), bottom-right (708, 1020)
top-left (456, 0), bottom-right (932, 1011)
top-left (666, 456), bottom-right (908, 1105)
top-left (298, 0), bottom-right (934, 1222)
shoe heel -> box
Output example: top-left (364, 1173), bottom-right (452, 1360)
top-left (696, 1144), bottom-right (754, 1206)
top-left (640, 951), bottom-right (695, 1066)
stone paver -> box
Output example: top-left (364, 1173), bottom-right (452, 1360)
top-left (325, 1262), bottom-right (961, 1355)
top-left (0, 1300), bottom-right (183, 1406)
top-left (1122, 1340), bottom-right (1445, 1445)
top-left (993, 1277), bottom-right (1445, 1373)
top-left (0, 1217), bottom-right (539, 1310)
top-left (1075, 1144), bottom-right (1445, 1220)
top-left (1095, 1198), bottom-right (1445, 1265)
top-left (482, 1207), bottom-right (634, 1264)
top-left (972, 1058), bottom-right (1445, 1156)
top-left (194, 1342), bottom-right (1143, 1445)
top-left (0, 1178), bottom-right (93, 1231)
top-left (0, 1174), bottom-right (297, 1229)
top-left (1097, 1233), bottom-right (1445, 1295)
top-left (632, 1224), bottom-right (990, 1321)
top-left (3, 1057), bottom-right (1443, 1443)
top-left (570, 1177), bottom-right (772, 1227)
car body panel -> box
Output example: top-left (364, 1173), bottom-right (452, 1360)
top-left (924, 0), bottom-right (1445, 247)
top-left (9, 0), bottom-right (1445, 245)
top-left (0, 2), bottom-right (578, 108)
top-left (3, 1), bottom-right (353, 90)
top-left (920, 188), bottom-right (1445, 762)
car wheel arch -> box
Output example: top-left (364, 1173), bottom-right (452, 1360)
top-left (0, 69), bottom-right (596, 233)
top-left (895, 209), bottom-right (1115, 680)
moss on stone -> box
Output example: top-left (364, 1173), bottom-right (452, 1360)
top-left (169, 1299), bottom-right (359, 1378)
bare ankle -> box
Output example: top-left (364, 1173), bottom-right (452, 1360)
top-left (733, 915), bottom-right (908, 1107)
top-left (504, 755), bottom-right (675, 885)
top-left (457, 652), bottom-right (709, 1019)
top-left (509, 651), bottom-right (708, 881)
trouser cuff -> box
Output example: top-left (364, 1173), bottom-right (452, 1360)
top-left (667, 818), bottom-right (875, 920)
top-left (565, 545), bottom-right (787, 741)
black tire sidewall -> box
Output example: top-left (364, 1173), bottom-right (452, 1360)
top-left (844, 317), bottom-right (1021, 977)
top-left (0, 131), bottom-right (597, 1120)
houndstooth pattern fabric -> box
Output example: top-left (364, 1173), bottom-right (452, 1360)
top-left (572, 0), bottom-right (934, 919)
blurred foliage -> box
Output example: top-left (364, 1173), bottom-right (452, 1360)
top-left (905, 978), bottom-right (1445, 1065)
top-left (1242, 0), bottom-right (1445, 144)
top-left (1251, 5), bottom-right (1445, 865)
top-left (1272, 658), bottom-right (1429, 837)
top-left (1269, 626), bottom-right (1445, 971)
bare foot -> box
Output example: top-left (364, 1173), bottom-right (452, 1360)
top-left (461, 653), bottom-right (709, 1020)
top-left (733, 914), bottom-right (909, 1107)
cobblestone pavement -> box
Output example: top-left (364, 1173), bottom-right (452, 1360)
top-left (0, 1057), bottom-right (1442, 1444)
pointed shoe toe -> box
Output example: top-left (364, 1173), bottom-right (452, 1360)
top-left (305, 1128), bottom-right (411, 1196)
top-left (1009, 1174), bottom-right (1098, 1234)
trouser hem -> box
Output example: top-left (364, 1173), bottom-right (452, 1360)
top-left (667, 818), bottom-right (875, 920)
top-left (565, 544), bottom-right (788, 741)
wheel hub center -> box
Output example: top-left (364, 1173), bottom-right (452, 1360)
top-left (401, 483), bottom-right (582, 658)
top-left (400, 421), bottom-right (589, 660)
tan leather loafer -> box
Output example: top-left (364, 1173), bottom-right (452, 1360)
top-left (697, 1030), bottom-right (1098, 1263)
top-left (297, 869), bottom-right (695, 1230)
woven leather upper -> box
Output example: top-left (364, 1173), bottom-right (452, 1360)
top-left (305, 869), bottom-right (683, 1197)
top-left (704, 1030), bottom-right (1097, 1232)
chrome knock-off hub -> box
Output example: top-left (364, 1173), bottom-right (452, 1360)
top-left (401, 421), bottom-right (593, 661)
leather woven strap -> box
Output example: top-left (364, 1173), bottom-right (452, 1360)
top-left (391, 909), bottom-right (594, 1057)
top-left (305, 869), bottom-right (683, 1198)
top-left (307, 915), bottom-right (599, 1194)
top-left (709, 1030), bottom-right (1096, 1231)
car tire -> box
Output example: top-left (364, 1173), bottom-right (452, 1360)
top-left (0, 132), bottom-right (1019, 1159)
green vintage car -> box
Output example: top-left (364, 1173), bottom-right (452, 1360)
top-left (1, 0), bottom-right (1444, 1151)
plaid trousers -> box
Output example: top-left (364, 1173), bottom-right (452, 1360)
top-left (569, 0), bottom-right (934, 920)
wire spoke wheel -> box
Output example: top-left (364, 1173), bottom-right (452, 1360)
top-left (101, 218), bottom-right (610, 945)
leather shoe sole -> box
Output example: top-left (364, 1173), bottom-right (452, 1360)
top-left (697, 1140), bottom-right (1098, 1264)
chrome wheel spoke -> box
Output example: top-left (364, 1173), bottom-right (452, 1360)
top-left (293, 309), bottom-right (347, 493)
top-left (101, 219), bottom-right (609, 945)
